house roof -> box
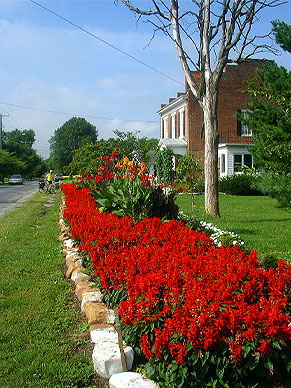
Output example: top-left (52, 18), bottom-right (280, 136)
top-left (157, 93), bottom-right (187, 115)
top-left (159, 138), bottom-right (188, 148)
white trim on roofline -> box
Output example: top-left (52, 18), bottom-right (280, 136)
top-left (157, 94), bottom-right (188, 116)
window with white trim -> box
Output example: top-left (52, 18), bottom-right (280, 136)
top-left (171, 113), bottom-right (176, 138)
top-left (163, 117), bottom-right (168, 138)
top-left (237, 109), bottom-right (252, 136)
top-left (221, 153), bottom-right (226, 174)
top-left (234, 153), bottom-right (253, 172)
top-left (179, 108), bottom-right (185, 138)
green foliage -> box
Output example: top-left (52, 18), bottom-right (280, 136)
top-left (243, 62), bottom-right (291, 175)
top-left (49, 117), bottom-right (98, 171)
top-left (241, 27), bottom-right (291, 207)
top-left (3, 128), bottom-right (35, 147)
top-left (155, 148), bottom-right (174, 184)
top-left (176, 153), bottom-right (203, 215)
top-left (253, 170), bottom-right (291, 207)
top-left (110, 130), bottom-right (158, 164)
top-left (65, 140), bottom-right (113, 175)
top-left (93, 174), bottom-right (153, 222)
top-left (2, 128), bottom-right (46, 178)
top-left (65, 130), bottom-right (158, 175)
top-left (272, 20), bottom-right (291, 53)
top-left (218, 174), bottom-right (261, 196)
top-left (142, 343), bottom-right (291, 388)
top-left (0, 149), bottom-right (25, 180)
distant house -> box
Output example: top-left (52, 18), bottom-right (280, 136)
top-left (157, 60), bottom-right (263, 176)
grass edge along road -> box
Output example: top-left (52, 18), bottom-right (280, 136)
top-left (176, 194), bottom-right (291, 261)
top-left (0, 192), bottom-right (107, 388)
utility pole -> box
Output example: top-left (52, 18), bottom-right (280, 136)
top-left (0, 113), bottom-right (9, 149)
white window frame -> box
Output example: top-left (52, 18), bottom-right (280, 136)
top-left (241, 110), bottom-right (252, 137)
top-left (179, 108), bottom-right (185, 139)
top-left (163, 117), bottom-right (168, 139)
top-left (221, 153), bottom-right (226, 174)
top-left (234, 152), bottom-right (253, 173)
top-left (171, 113), bottom-right (176, 139)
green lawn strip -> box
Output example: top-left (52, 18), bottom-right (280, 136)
top-left (176, 194), bottom-right (291, 260)
top-left (0, 192), bottom-right (107, 388)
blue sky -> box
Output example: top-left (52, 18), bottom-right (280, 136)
top-left (0, 0), bottom-right (290, 159)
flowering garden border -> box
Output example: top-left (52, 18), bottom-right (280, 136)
top-left (62, 183), bottom-right (291, 388)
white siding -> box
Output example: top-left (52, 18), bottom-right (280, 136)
top-left (219, 145), bottom-right (253, 176)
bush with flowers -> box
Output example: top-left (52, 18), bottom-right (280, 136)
top-left (76, 149), bottom-right (179, 221)
top-left (62, 183), bottom-right (291, 388)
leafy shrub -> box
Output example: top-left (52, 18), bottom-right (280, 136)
top-left (219, 174), bottom-right (261, 195)
top-left (63, 183), bottom-right (291, 388)
top-left (262, 253), bottom-right (279, 269)
top-left (155, 148), bottom-right (174, 184)
top-left (76, 150), bottom-right (179, 221)
top-left (253, 170), bottom-right (291, 207)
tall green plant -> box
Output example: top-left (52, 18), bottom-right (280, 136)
top-left (176, 154), bottom-right (202, 216)
top-left (155, 148), bottom-right (174, 184)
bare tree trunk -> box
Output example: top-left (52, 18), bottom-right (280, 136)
top-left (203, 89), bottom-right (220, 217)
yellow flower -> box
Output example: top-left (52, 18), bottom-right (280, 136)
top-left (123, 156), bottom-right (129, 166)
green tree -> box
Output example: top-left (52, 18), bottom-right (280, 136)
top-left (272, 20), bottom-right (291, 53)
top-left (0, 150), bottom-right (25, 182)
top-left (242, 21), bottom-right (291, 206)
top-left (65, 141), bottom-right (113, 175)
top-left (155, 148), bottom-right (174, 185)
top-left (3, 128), bottom-right (35, 147)
top-left (109, 130), bottom-right (158, 164)
top-left (3, 129), bottom-right (46, 178)
top-left (176, 154), bottom-right (202, 216)
top-left (65, 131), bottom-right (158, 175)
top-left (49, 117), bottom-right (98, 171)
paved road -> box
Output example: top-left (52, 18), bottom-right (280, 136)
top-left (0, 181), bottom-right (38, 218)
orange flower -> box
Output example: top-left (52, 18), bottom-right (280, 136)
top-left (123, 156), bottom-right (129, 166)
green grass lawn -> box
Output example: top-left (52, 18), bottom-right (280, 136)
top-left (176, 194), bottom-right (291, 260)
top-left (0, 192), bottom-right (107, 388)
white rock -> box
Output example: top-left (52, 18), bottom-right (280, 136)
top-left (81, 290), bottom-right (103, 311)
top-left (72, 271), bottom-right (90, 283)
top-left (66, 251), bottom-right (79, 260)
top-left (64, 238), bottom-right (74, 248)
top-left (108, 308), bottom-right (115, 324)
top-left (71, 270), bottom-right (90, 283)
top-left (109, 372), bottom-right (159, 388)
top-left (92, 341), bottom-right (134, 379)
top-left (90, 327), bottom-right (118, 343)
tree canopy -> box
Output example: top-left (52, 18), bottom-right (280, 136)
top-left (49, 117), bottom-right (98, 171)
top-left (0, 150), bottom-right (24, 181)
top-left (65, 130), bottom-right (158, 176)
top-left (2, 128), bottom-right (46, 179)
top-left (272, 20), bottom-right (291, 53)
top-left (242, 20), bottom-right (291, 206)
top-left (3, 128), bottom-right (35, 147)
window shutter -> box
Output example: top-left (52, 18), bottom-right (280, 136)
top-left (237, 110), bottom-right (242, 136)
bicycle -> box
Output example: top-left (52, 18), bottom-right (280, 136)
top-left (38, 179), bottom-right (58, 194)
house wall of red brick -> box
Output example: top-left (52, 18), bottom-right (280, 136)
top-left (187, 60), bottom-right (263, 166)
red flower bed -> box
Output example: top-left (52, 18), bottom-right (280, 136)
top-left (62, 183), bottom-right (291, 386)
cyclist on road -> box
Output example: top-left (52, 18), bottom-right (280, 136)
top-left (45, 170), bottom-right (54, 193)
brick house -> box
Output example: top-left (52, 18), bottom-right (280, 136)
top-left (157, 60), bottom-right (262, 176)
